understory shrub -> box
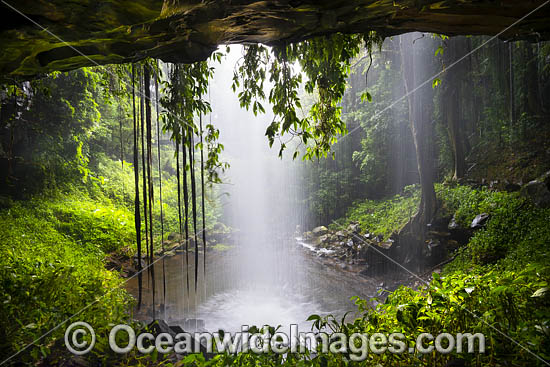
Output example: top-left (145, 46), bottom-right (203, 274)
top-left (0, 196), bottom-right (134, 364)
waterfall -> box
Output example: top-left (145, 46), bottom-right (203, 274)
top-left (196, 46), bottom-right (316, 332)
top-left (126, 46), bottom-right (376, 333)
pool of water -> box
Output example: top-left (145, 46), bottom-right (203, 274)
top-left (126, 241), bottom-right (378, 333)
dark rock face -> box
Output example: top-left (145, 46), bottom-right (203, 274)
top-left (521, 171), bottom-right (550, 208)
top-left (1, 0), bottom-right (550, 79)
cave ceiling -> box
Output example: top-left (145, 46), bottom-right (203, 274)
top-left (1, 0), bottom-right (549, 79)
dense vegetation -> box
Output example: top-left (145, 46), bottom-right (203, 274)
top-left (0, 30), bottom-right (549, 366)
top-left (299, 36), bottom-right (550, 228)
top-left (179, 185), bottom-right (549, 366)
top-left (0, 65), bottom-right (223, 364)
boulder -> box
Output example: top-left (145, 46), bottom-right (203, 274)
top-left (312, 226), bottom-right (329, 236)
top-left (347, 222), bottom-right (361, 234)
top-left (520, 172), bottom-right (550, 208)
top-left (318, 234), bottom-right (330, 243)
top-left (378, 239), bottom-right (394, 250)
top-left (303, 231), bottom-right (313, 240)
top-left (334, 230), bottom-right (347, 240)
top-left (311, 236), bottom-right (323, 247)
top-left (471, 213), bottom-right (490, 229)
top-left (504, 181), bottom-right (521, 192)
top-left (448, 215), bottom-right (459, 230)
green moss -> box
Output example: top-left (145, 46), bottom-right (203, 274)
top-left (331, 184), bottom-right (420, 239)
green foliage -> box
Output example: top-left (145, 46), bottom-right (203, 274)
top-left (91, 148), bottom-right (224, 251)
top-left (51, 195), bottom-right (136, 254)
top-left (0, 195), bottom-right (133, 363)
top-left (437, 184), bottom-right (550, 269)
top-left (340, 266), bottom-right (549, 366)
top-left (332, 185), bottom-right (420, 239)
top-left (160, 56), bottom-right (229, 184)
top-left (93, 153), bottom-right (136, 206)
top-left (231, 44), bottom-right (269, 116)
top-left (435, 184), bottom-right (512, 227)
top-left (232, 33), bottom-right (383, 159)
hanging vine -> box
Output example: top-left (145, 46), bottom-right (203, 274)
top-left (131, 64), bottom-right (143, 309)
top-left (232, 32), bottom-right (383, 160)
top-left (155, 61), bottom-right (166, 312)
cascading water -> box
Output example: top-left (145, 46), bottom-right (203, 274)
top-left (127, 46), bottom-right (376, 333)
top-left (195, 47), bottom-right (326, 332)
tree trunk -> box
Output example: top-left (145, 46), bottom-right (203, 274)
top-left (399, 33), bottom-right (437, 231)
top-left (525, 43), bottom-right (542, 117)
top-left (447, 87), bottom-right (465, 179)
top-left (444, 37), bottom-right (466, 179)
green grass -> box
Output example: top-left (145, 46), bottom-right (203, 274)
top-left (0, 193), bottom-right (135, 364)
top-left (331, 184), bottom-right (420, 239)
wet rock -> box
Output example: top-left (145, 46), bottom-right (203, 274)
top-left (303, 231), bottom-right (313, 240)
top-left (448, 215), bottom-right (459, 230)
top-left (345, 239), bottom-right (354, 248)
top-left (347, 222), bottom-right (361, 234)
top-left (310, 236), bottom-right (322, 247)
top-left (312, 226), bottom-right (328, 236)
top-left (147, 319), bottom-right (174, 335)
top-left (335, 230), bottom-right (347, 240)
top-left (106, 257), bottom-right (122, 270)
top-left (446, 239), bottom-right (461, 251)
top-left (471, 213), bottom-right (490, 229)
top-left (428, 230), bottom-right (451, 237)
top-left (520, 172), bottom-right (550, 208)
top-left (489, 180), bottom-right (500, 190)
top-left (358, 244), bottom-right (369, 259)
top-left (378, 239), bottom-right (394, 250)
top-left (426, 239), bottom-right (445, 264)
top-left (504, 181), bottom-right (521, 192)
top-left (318, 234), bottom-right (330, 244)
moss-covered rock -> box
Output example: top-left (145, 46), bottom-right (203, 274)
top-left (1, 0), bottom-right (549, 80)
